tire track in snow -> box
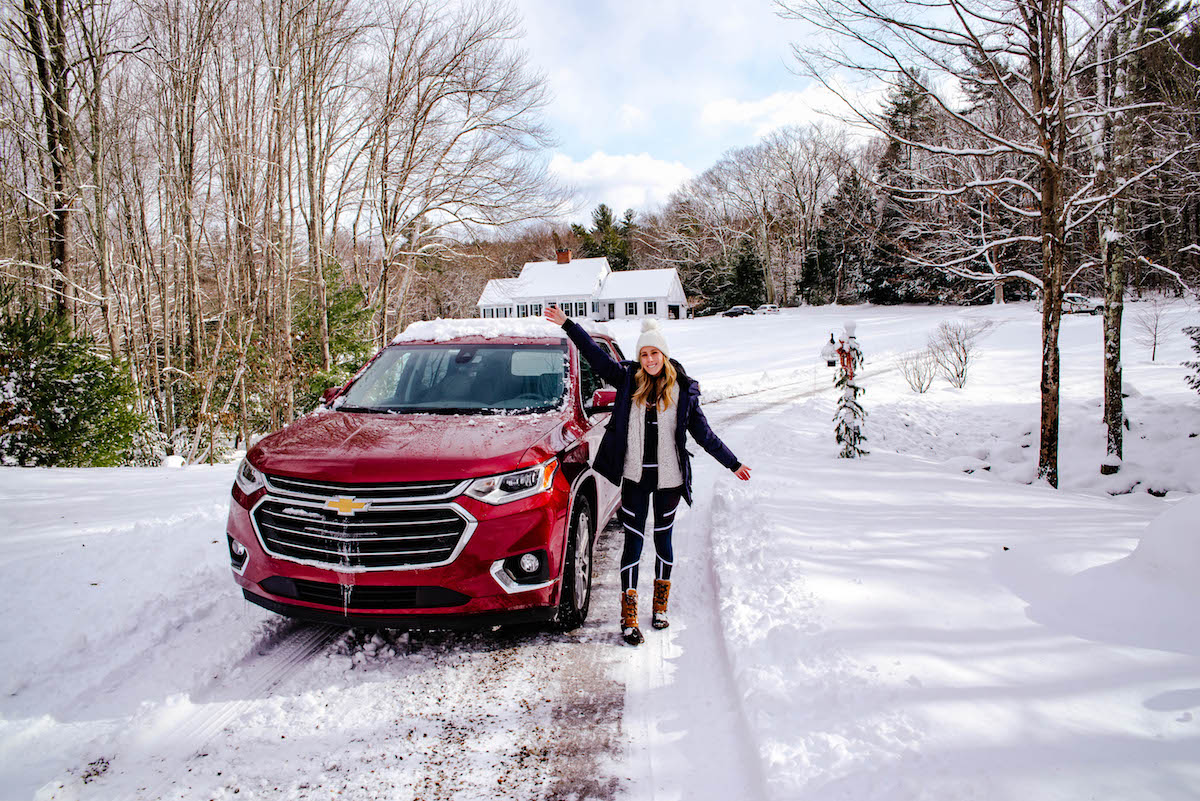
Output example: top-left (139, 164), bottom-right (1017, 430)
top-left (106, 622), bottom-right (342, 801)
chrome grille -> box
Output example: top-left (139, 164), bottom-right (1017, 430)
top-left (252, 476), bottom-right (475, 570)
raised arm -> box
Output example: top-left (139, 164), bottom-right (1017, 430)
top-left (544, 307), bottom-right (626, 387)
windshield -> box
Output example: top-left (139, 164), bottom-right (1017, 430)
top-left (337, 343), bottom-right (568, 414)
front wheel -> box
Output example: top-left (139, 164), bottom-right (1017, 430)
top-left (555, 496), bottom-right (594, 631)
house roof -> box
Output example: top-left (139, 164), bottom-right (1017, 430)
top-left (477, 277), bottom-right (518, 306)
top-left (596, 268), bottom-right (681, 300)
top-left (476, 257), bottom-right (611, 307)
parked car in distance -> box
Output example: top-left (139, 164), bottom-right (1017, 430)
top-left (1062, 292), bottom-right (1102, 315)
top-left (225, 319), bottom-right (626, 631)
top-left (721, 305), bottom-right (755, 317)
top-left (756, 304), bottom-right (780, 314)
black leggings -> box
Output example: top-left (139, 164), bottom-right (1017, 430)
top-left (618, 480), bottom-right (684, 592)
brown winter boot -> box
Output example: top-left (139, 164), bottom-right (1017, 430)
top-left (621, 588), bottom-right (644, 645)
top-left (652, 579), bottom-right (671, 629)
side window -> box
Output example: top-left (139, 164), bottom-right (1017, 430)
top-left (625, 301), bottom-right (636, 316)
top-left (579, 357), bottom-right (601, 405)
top-left (644, 300), bottom-right (657, 315)
top-left (578, 340), bottom-right (618, 412)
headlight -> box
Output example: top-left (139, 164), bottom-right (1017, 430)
top-left (465, 459), bottom-right (558, 505)
top-left (235, 457), bottom-right (266, 494)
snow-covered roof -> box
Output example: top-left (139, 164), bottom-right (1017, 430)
top-left (476, 257), bottom-right (611, 307)
top-left (392, 318), bottom-right (568, 343)
top-left (596, 268), bottom-right (681, 300)
top-left (477, 278), bottom-right (518, 306)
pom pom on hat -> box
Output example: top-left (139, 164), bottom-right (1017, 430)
top-left (636, 318), bottom-right (669, 359)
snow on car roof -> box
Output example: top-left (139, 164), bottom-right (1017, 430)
top-left (392, 317), bottom-right (609, 343)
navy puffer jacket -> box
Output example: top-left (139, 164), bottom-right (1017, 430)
top-left (563, 319), bottom-right (740, 505)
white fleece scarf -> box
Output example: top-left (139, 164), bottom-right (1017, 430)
top-left (623, 384), bottom-right (682, 488)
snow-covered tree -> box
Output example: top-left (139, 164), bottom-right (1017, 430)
top-left (833, 323), bottom-right (867, 458)
top-left (780, 0), bottom-right (1192, 487)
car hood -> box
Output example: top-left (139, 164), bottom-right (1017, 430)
top-left (250, 409), bottom-right (572, 484)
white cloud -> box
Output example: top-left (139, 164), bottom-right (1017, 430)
top-left (548, 151), bottom-right (694, 220)
top-left (617, 104), bottom-right (648, 132)
top-left (701, 78), bottom-right (886, 141)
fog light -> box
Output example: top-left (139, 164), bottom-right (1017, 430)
top-left (228, 534), bottom-right (249, 573)
top-left (518, 553), bottom-right (540, 574)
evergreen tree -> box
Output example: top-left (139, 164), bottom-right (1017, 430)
top-left (1184, 325), bottom-right (1200, 396)
top-left (0, 291), bottom-right (147, 466)
top-left (290, 272), bottom-right (375, 415)
top-left (806, 170), bottom-right (874, 304)
top-left (865, 74), bottom-right (966, 304)
top-left (571, 204), bottom-right (637, 270)
top-left (695, 237), bottom-right (767, 312)
top-left (799, 229), bottom-right (837, 305)
top-left (832, 326), bottom-right (867, 458)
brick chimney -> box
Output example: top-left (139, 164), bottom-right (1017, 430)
top-left (555, 248), bottom-right (572, 264)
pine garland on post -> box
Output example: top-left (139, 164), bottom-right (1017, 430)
top-left (833, 321), bottom-right (867, 458)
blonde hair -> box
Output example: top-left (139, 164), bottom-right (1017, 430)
top-left (632, 359), bottom-right (677, 412)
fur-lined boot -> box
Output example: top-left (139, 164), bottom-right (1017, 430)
top-left (621, 588), bottom-right (644, 645)
top-left (652, 579), bottom-right (671, 629)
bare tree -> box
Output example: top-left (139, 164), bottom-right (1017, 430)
top-left (363, 0), bottom-right (561, 344)
top-left (6, 0), bottom-right (76, 315)
top-left (778, 0), bottom-right (1193, 487)
top-left (1131, 295), bottom-right (1171, 361)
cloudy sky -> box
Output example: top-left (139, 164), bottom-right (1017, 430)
top-left (510, 0), bottom-right (852, 225)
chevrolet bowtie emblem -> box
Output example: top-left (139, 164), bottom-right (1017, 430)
top-left (326, 496), bottom-right (367, 516)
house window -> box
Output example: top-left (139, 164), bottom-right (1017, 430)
top-left (591, 301), bottom-right (598, 313)
top-left (518, 304), bottom-right (529, 317)
top-left (625, 302), bottom-right (636, 316)
top-left (575, 302), bottom-right (587, 317)
top-left (532, 303), bottom-right (542, 316)
top-left (483, 308), bottom-right (492, 319)
top-left (644, 301), bottom-right (657, 316)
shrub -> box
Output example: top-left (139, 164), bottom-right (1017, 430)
top-left (900, 348), bottom-right (937, 393)
top-left (928, 320), bottom-right (987, 389)
top-left (0, 296), bottom-right (146, 466)
top-left (1185, 325), bottom-right (1200, 396)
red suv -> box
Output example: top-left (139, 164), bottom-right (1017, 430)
top-left (225, 320), bottom-right (624, 630)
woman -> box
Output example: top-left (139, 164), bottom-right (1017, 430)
top-left (545, 306), bottom-right (751, 645)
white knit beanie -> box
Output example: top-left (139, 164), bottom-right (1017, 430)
top-left (636, 318), bottom-right (669, 359)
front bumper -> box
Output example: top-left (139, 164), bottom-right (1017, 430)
top-left (242, 589), bottom-right (557, 629)
top-left (226, 481), bottom-right (571, 627)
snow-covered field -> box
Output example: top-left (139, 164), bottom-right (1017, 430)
top-left (2, 301), bottom-right (1198, 800)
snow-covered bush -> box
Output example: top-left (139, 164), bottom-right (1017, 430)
top-left (0, 295), bottom-right (147, 467)
top-left (1185, 325), bottom-right (1200, 395)
top-left (899, 348), bottom-right (936, 393)
top-left (928, 320), bottom-right (986, 388)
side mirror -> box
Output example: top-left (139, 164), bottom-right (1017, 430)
top-left (321, 386), bottom-right (340, 405)
top-left (587, 387), bottom-right (617, 413)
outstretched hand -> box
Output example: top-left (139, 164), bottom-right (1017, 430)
top-left (544, 306), bottom-right (567, 326)
top-left (734, 464), bottom-right (751, 481)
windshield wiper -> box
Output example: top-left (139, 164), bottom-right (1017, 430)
top-left (336, 404), bottom-right (389, 414)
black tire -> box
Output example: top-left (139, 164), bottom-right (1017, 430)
top-left (555, 495), bottom-right (594, 631)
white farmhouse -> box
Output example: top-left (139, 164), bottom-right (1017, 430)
top-left (477, 250), bottom-right (688, 321)
top-left (593, 267), bottom-right (688, 321)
